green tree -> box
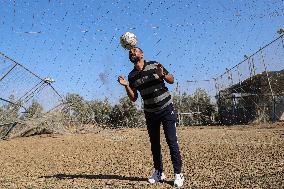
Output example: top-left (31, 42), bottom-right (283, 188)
top-left (191, 89), bottom-right (215, 125)
top-left (88, 98), bottom-right (112, 126)
top-left (109, 96), bottom-right (145, 128)
top-left (63, 93), bottom-right (90, 124)
top-left (173, 92), bottom-right (194, 125)
top-left (25, 100), bottom-right (43, 118)
top-left (0, 95), bottom-right (21, 124)
top-left (173, 89), bottom-right (215, 125)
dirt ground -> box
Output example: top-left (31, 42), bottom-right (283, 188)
top-left (0, 123), bottom-right (284, 189)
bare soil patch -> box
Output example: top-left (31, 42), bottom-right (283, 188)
top-left (0, 123), bottom-right (283, 188)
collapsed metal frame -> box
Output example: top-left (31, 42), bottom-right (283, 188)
top-left (0, 52), bottom-right (63, 106)
top-left (0, 52), bottom-right (64, 138)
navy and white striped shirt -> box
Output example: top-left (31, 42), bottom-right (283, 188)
top-left (128, 60), bottom-right (172, 112)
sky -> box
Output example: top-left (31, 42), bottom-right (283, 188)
top-left (0, 0), bottom-right (283, 104)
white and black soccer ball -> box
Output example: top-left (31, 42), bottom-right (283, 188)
top-left (120, 32), bottom-right (137, 50)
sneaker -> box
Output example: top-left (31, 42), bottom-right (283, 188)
top-left (174, 173), bottom-right (184, 188)
top-left (148, 170), bottom-right (166, 184)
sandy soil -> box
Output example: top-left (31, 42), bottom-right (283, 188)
top-left (0, 123), bottom-right (284, 189)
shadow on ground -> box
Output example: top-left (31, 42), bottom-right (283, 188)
top-left (40, 173), bottom-right (173, 185)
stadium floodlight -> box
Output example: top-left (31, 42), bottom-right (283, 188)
top-left (277, 28), bottom-right (284, 34)
top-left (44, 77), bottom-right (55, 84)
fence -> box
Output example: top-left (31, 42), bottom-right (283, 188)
top-left (0, 52), bottom-right (64, 138)
top-left (176, 33), bottom-right (284, 125)
top-left (174, 80), bottom-right (217, 126)
top-left (1, 33), bottom-right (283, 131)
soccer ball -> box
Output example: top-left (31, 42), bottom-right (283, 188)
top-left (120, 32), bottom-right (137, 50)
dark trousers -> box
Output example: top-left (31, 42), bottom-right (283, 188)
top-left (144, 103), bottom-right (182, 174)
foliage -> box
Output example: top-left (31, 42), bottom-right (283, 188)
top-left (88, 99), bottom-right (112, 126)
top-left (191, 89), bottom-right (215, 125)
top-left (24, 100), bottom-right (43, 118)
top-left (173, 92), bottom-right (193, 125)
top-left (0, 95), bottom-right (21, 124)
top-left (62, 94), bottom-right (145, 128)
top-left (109, 96), bottom-right (145, 128)
top-left (1, 90), bottom-right (216, 128)
top-left (63, 93), bottom-right (91, 124)
top-left (173, 89), bottom-right (215, 125)
top-left (57, 90), bottom-right (216, 127)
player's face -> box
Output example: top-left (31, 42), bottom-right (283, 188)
top-left (129, 48), bottom-right (143, 63)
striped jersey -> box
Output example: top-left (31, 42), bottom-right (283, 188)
top-left (128, 60), bottom-right (172, 112)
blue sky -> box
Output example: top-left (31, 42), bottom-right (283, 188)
top-left (0, 0), bottom-right (283, 103)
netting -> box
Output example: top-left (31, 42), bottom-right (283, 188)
top-left (216, 34), bottom-right (284, 124)
top-left (0, 1), bottom-right (283, 131)
top-left (174, 80), bottom-right (217, 125)
top-left (0, 52), bottom-right (64, 138)
top-left (177, 34), bottom-right (284, 125)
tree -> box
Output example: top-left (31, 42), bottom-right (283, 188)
top-left (62, 94), bottom-right (146, 128)
top-left (173, 89), bottom-right (215, 125)
top-left (109, 96), bottom-right (145, 128)
top-left (88, 98), bottom-right (112, 126)
top-left (173, 92), bottom-right (194, 125)
top-left (24, 100), bottom-right (43, 118)
top-left (191, 89), bottom-right (215, 125)
top-left (63, 93), bottom-right (90, 124)
top-left (0, 95), bottom-right (21, 124)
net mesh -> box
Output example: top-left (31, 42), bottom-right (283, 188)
top-left (176, 35), bottom-right (284, 125)
top-left (0, 52), bottom-right (64, 138)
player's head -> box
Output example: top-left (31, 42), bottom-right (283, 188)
top-left (129, 47), bottom-right (144, 64)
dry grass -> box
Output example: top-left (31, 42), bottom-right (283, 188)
top-left (0, 123), bottom-right (283, 188)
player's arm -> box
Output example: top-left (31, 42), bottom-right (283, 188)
top-left (125, 85), bottom-right (138, 102)
top-left (117, 76), bottom-right (138, 102)
top-left (156, 64), bottom-right (174, 84)
top-left (163, 73), bottom-right (174, 84)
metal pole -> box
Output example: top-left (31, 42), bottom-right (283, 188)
top-left (213, 78), bottom-right (219, 124)
top-left (178, 82), bottom-right (183, 126)
top-left (0, 63), bottom-right (17, 82)
top-left (273, 96), bottom-right (276, 122)
top-left (260, 50), bottom-right (276, 122)
top-left (197, 91), bottom-right (200, 125)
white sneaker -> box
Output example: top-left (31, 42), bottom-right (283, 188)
top-left (148, 170), bottom-right (166, 184)
top-left (174, 173), bottom-right (184, 188)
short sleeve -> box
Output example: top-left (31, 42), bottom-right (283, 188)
top-left (128, 75), bottom-right (135, 88)
top-left (155, 61), bottom-right (169, 75)
top-left (128, 74), bottom-right (138, 100)
top-left (163, 66), bottom-right (169, 75)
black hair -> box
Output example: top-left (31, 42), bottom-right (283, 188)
top-left (129, 47), bottom-right (143, 53)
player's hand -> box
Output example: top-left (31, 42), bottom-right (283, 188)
top-left (155, 63), bottom-right (164, 77)
top-left (117, 76), bottom-right (129, 86)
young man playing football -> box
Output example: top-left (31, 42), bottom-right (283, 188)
top-left (118, 47), bottom-right (184, 187)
